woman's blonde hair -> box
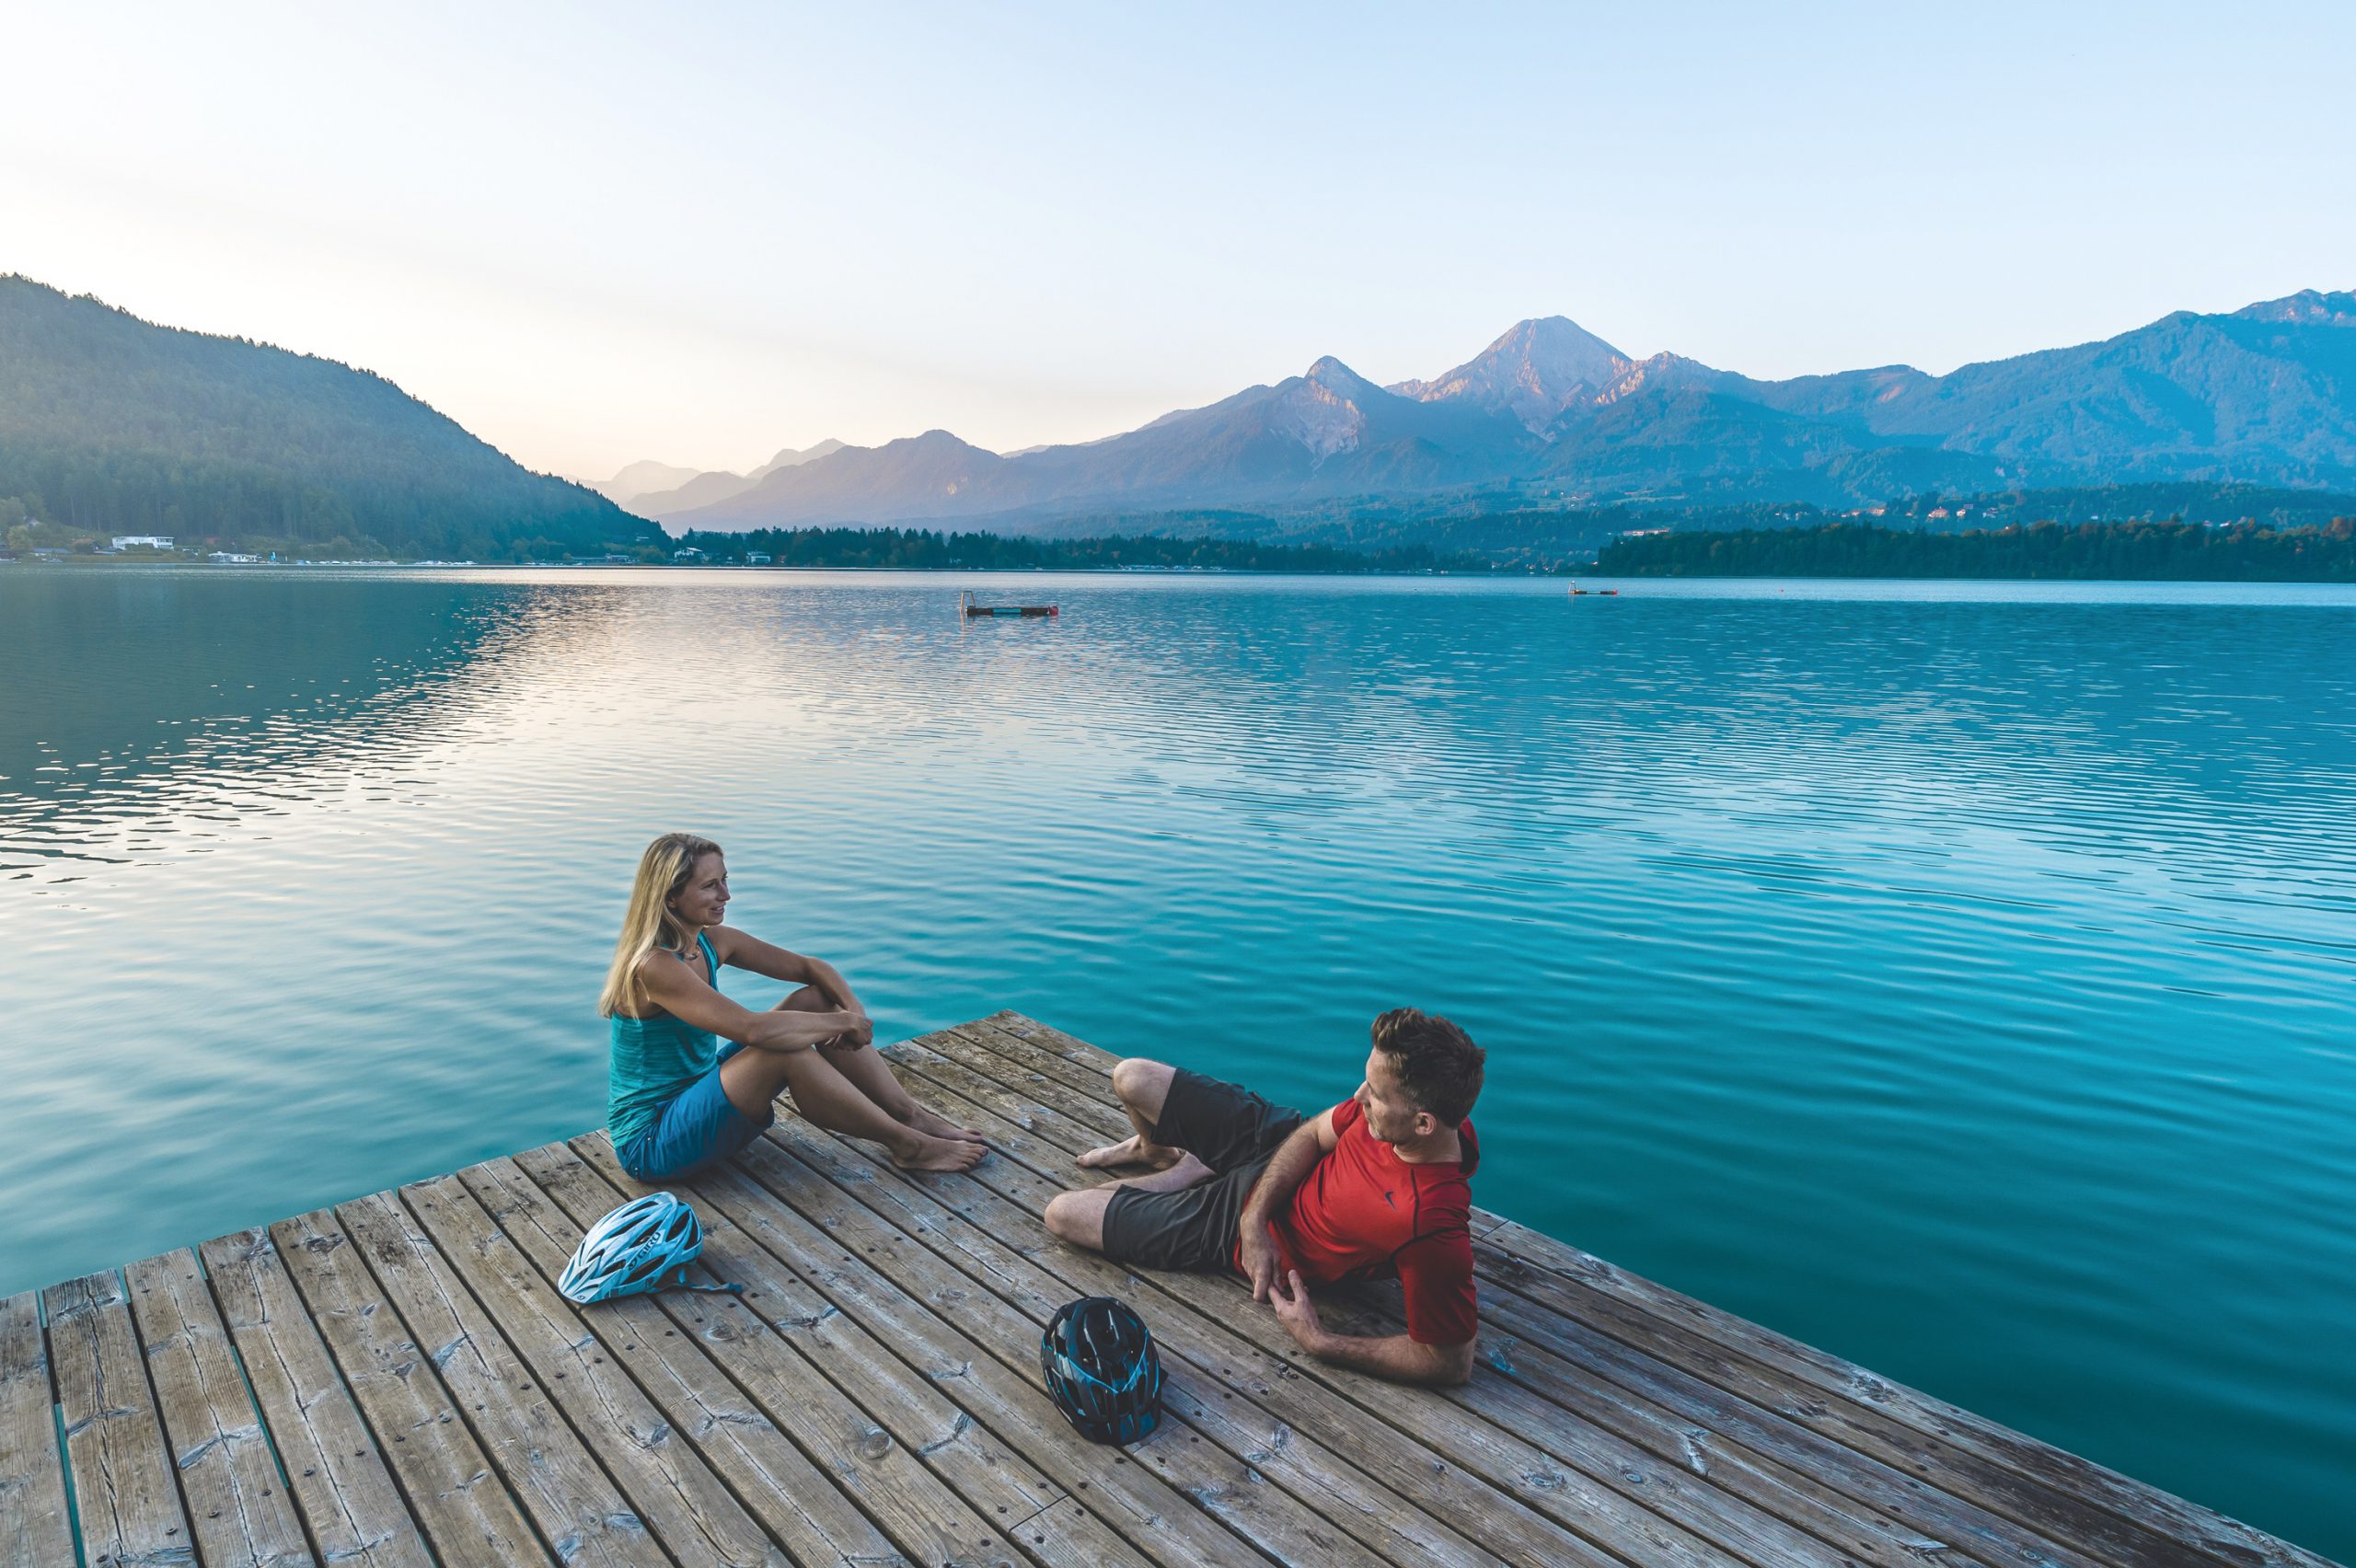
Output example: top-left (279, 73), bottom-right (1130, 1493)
top-left (599, 833), bottom-right (724, 1018)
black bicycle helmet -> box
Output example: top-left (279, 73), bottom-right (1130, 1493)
top-left (1040, 1297), bottom-right (1164, 1445)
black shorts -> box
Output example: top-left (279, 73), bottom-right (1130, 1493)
top-left (1100, 1069), bottom-right (1305, 1274)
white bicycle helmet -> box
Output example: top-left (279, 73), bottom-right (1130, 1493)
top-left (559, 1193), bottom-right (738, 1304)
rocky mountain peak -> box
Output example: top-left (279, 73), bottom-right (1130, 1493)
top-left (2235, 289), bottom-right (2356, 327)
top-left (1392, 315), bottom-right (1635, 433)
top-left (1303, 354), bottom-right (1380, 394)
top-left (1278, 358), bottom-right (1377, 459)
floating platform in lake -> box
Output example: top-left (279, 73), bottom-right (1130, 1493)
top-left (962, 591), bottom-right (1059, 617)
top-left (6, 1012), bottom-right (2331, 1567)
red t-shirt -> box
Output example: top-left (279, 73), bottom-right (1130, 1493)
top-left (1239, 1098), bottom-right (1480, 1345)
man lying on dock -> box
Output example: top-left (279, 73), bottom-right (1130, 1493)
top-left (1042, 1009), bottom-right (1484, 1386)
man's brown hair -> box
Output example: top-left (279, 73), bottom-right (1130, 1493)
top-left (1371, 1008), bottom-right (1484, 1127)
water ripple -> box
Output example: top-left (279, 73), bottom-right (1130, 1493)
top-left (2, 567), bottom-right (2353, 1554)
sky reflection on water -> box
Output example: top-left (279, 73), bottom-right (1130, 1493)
top-left (3, 567), bottom-right (2352, 1556)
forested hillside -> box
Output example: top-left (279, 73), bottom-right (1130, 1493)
top-left (0, 278), bottom-right (653, 559)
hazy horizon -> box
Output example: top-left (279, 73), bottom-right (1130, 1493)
top-left (6, 2), bottom-right (2352, 480)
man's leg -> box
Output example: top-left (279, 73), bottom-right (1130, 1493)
top-left (1042, 1152), bottom-right (1214, 1250)
top-left (775, 985), bottom-right (984, 1143)
top-left (1076, 1057), bottom-right (1183, 1169)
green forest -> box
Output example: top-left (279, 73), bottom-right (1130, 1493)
top-left (0, 277), bottom-right (655, 560)
top-left (1597, 519), bottom-right (2356, 582)
top-left (674, 525), bottom-right (1516, 573)
top-left (1031, 482), bottom-right (2356, 570)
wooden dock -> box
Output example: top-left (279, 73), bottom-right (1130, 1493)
top-left (4, 1011), bottom-right (2335, 1568)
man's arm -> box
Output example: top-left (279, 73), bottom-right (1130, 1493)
top-left (1237, 1110), bottom-right (1336, 1300)
top-left (1265, 1271), bottom-right (1475, 1386)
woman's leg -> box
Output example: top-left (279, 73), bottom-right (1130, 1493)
top-left (774, 986), bottom-right (985, 1143)
top-left (719, 1043), bottom-right (984, 1171)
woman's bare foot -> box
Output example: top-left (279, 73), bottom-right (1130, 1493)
top-left (901, 1103), bottom-right (987, 1144)
top-left (889, 1131), bottom-right (989, 1172)
top-left (1076, 1133), bottom-right (1182, 1170)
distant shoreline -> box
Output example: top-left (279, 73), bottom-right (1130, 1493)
top-left (1598, 519), bottom-right (2356, 584)
top-left (0, 555), bottom-right (1544, 578)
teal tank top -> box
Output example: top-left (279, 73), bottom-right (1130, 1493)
top-left (606, 931), bottom-right (722, 1150)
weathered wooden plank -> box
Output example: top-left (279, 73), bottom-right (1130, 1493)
top-left (1479, 1223), bottom-right (2327, 1568)
top-left (872, 1035), bottom-right (1789, 1568)
top-left (0, 1292), bottom-right (75, 1568)
top-left (932, 1022), bottom-right (2135, 1568)
top-left (675, 1148), bottom-right (1281, 1566)
top-left (394, 1175), bottom-right (783, 1565)
top-left (887, 1032), bottom-right (1120, 1154)
top-left (197, 1229), bottom-right (433, 1568)
top-left (42, 1268), bottom-right (196, 1568)
top-left (1462, 1244), bottom-right (2197, 1568)
top-left (557, 1136), bottom-right (1144, 1568)
top-left (454, 1152), bottom-right (948, 1568)
top-left (268, 1207), bottom-right (552, 1566)
top-left (321, 1193), bottom-right (664, 1566)
top-left (122, 1249), bottom-right (316, 1568)
top-left (727, 1131), bottom-right (1478, 1568)
top-left (946, 1021), bottom-right (2012, 1568)
top-left (762, 1110), bottom-right (1578, 1568)
top-left (988, 1010), bottom-right (2315, 1568)
top-left (975, 1013), bottom-right (1120, 1075)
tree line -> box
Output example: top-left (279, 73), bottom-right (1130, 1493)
top-left (1596, 519), bottom-right (2356, 582)
top-left (673, 525), bottom-right (1530, 573)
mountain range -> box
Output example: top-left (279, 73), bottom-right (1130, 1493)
top-left (590, 440), bottom-right (846, 510)
top-left (631, 289), bottom-right (2356, 533)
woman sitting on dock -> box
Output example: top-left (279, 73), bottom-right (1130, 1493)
top-left (600, 833), bottom-right (987, 1180)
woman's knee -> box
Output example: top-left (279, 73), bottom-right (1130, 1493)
top-left (775, 985), bottom-right (830, 1013)
top-left (1110, 1057), bottom-right (1174, 1118)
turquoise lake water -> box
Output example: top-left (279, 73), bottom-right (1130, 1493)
top-left (2, 565), bottom-right (2351, 1556)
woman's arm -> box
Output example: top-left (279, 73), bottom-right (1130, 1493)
top-left (710, 931), bottom-right (872, 1043)
top-left (635, 949), bottom-right (864, 1053)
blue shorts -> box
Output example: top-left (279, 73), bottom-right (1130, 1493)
top-left (617, 1042), bottom-right (775, 1181)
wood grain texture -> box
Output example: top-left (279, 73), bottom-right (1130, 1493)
top-left (268, 1206), bottom-right (552, 1567)
top-left (456, 1152), bottom-right (924, 1568)
top-left (557, 1136), bottom-right (1145, 1568)
top-left (43, 1268), bottom-right (195, 1568)
top-left (123, 1248), bottom-right (316, 1568)
top-left (396, 1172), bottom-right (791, 1566)
top-left (680, 1154), bottom-right (1273, 1566)
top-left (0, 1292), bottom-right (75, 1568)
top-left (196, 1228), bottom-right (431, 1568)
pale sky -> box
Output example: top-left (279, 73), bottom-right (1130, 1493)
top-left (6, 2), bottom-right (2352, 482)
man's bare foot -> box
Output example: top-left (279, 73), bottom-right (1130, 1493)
top-left (902, 1103), bottom-right (987, 1143)
top-left (890, 1132), bottom-right (988, 1173)
top-left (1076, 1134), bottom-right (1182, 1170)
